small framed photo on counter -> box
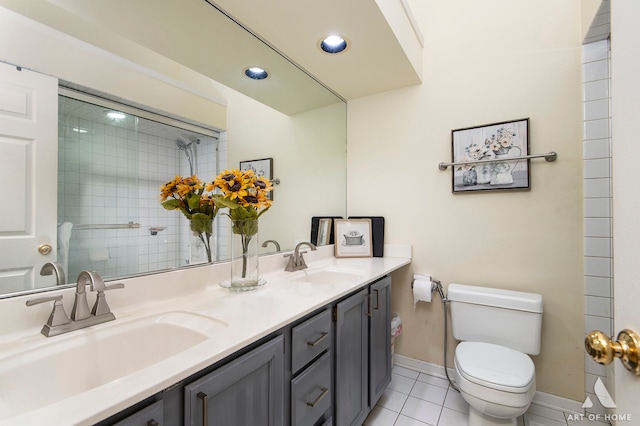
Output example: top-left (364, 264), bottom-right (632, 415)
top-left (334, 219), bottom-right (373, 258)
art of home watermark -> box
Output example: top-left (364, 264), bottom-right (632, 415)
top-left (566, 378), bottom-right (633, 422)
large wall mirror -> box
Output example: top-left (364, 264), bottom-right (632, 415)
top-left (0, 1), bottom-right (347, 297)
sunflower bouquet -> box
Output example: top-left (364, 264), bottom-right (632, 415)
top-left (209, 169), bottom-right (273, 281)
top-left (160, 175), bottom-right (219, 262)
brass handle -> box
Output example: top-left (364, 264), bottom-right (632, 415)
top-left (197, 392), bottom-right (209, 426)
top-left (585, 329), bottom-right (640, 375)
top-left (306, 387), bottom-right (329, 407)
top-left (38, 244), bottom-right (52, 255)
top-left (307, 331), bottom-right (329, 347)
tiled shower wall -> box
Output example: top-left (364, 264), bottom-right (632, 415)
top-left (582, 38), bottom-right (612, 415)
top-left (58, 97), bottom-right (225, 280)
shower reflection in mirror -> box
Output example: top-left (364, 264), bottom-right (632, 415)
top-left (58, 92), bottom-right (226, 283)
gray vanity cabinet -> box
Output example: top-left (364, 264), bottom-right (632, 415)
top-left (290, 308), bottom-right (333, 426)
top-left (183, 335), bottom-right (285, 426)
top-left (335, 287), bottom-right (369, 426)
top-left (111, 400), bottom-right (164, 426)
top-left (335, 275), bottom-right (392, 426)
top-left (368, 276), bottom-right (392, 406)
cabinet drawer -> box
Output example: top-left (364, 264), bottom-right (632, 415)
top-left (112, 400), bottom-right (163, 426)
top-left (291, 309), bottom-right (331, 373)
top-left (291, 351), bottom-right (331, 426)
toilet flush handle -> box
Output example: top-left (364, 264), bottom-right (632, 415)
top-left (585, 329), bottom-right (640, 375)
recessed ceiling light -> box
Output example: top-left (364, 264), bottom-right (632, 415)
top-left (319, 35), bottom-right (349, 54)
top-left (244, 67), bottom-right (269, 80)
top-left (107, 111), bottom-right (126, 120)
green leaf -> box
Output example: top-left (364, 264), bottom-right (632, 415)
top-left (213, 195), bottom-right (241, 210)
top-left (187, 192), bottom-right (201, 210)
top-left (190, 212), bottom-right (213, 234)
top-left (161, 199), bottom-right (181, 210)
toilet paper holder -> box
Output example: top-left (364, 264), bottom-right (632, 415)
top-left (411, 275), bottom-right (446, 301)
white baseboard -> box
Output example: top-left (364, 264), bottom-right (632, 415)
top-left (393, 354), bottom-right (583, 415)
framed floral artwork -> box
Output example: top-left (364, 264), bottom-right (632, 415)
top-left (451, 118), bottom-right (530, 193)
top-left (240, 157), bottom-right (274, 200)
top-left (334, 219), bottom-right (373, 258)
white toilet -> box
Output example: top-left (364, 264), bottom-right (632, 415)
top-left (448, 284), bottom-right (543, 426)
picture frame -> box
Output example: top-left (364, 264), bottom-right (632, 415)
top-left (317, 218), bottom-right (332, 246)
top-left (310, 216), bottom-right (342, 246)
top-left (451, 118), bottom-right (530, 193)
top-left (239, 157), bottom-right (274, 200)
top-left (334, 219), bottom-right (373, 258)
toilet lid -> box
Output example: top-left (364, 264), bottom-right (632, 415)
top-left (455, 342), bottom-right (535, 392)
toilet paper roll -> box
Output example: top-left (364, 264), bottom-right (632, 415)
top-left (413, 274), bottom-right (432, 308)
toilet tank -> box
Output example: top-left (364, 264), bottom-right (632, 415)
top-left (448, 284), bottom-right (543, 355)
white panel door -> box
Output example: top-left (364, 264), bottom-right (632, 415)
top-left (611, 0), bottom-right (640, 421)
top-left (0, 62), bottom-right (58, 294)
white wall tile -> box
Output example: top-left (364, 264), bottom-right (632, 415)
top-left (582, 39), bottom-right (608, 62)
top-left (585, 295), bottom-right (611, 317)
top-left (584, 178), bottom-right (610, 198)
top-left (583, 138), bottom-right (610, 159)
top-left (583, 99), bottom-right (609, 121)
top-left (584, 256), bottom-right (611, 278)
top-left (583, 60), bottom-right (609, 82)
top-left (583, 158), bottom-right (610, 179)
top-left (584, 276), bottom-right (611, 298)
top-left (583, 80), bottom-right (609, 102)
top-left (584, 237), bottom-right (611, 257)
top-left (583, 118), bottom-right (610, 140)
top-left (584, 314), bottom-right (611, 335)
top-left (584, 218), bottom-right (611, 237)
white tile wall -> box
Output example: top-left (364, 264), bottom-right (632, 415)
top-left (58, 96), bottom-right (225, 280)
top-left (582, 38), bottom-right (612, 417)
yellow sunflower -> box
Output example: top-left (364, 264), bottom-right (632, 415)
top-left (159, 175), bottom-right (181, 201)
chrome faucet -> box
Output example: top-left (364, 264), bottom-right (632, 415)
top-left (284, 242), bottom-right (317, 272)
top-left (26, 270), bottom-right (124, 337)
top-left (40, 262), bottom-right (66, 286)
top-left (262, 239), bottom-right (281, 252)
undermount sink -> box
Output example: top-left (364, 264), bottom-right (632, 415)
top-left (0, 311), bottom-right (227, 420)
top-left (289, 266), bottom-right (364, 285)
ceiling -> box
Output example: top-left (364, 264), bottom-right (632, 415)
top-left (212, 0), bottom-right (424, 101)
top-left (2, 0), bottom-right (423, 114)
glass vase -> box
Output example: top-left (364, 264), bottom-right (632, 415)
top-left (225, 218), bottom-right (265, 291)
top-left (189, 218), bottom-right (213, 264)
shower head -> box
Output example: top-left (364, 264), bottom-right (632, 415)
top-left (176, 137), bottom-right (191, 151)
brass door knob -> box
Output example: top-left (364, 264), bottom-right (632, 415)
top-left (585, 329), bottom-right (640, 375)
top-left (38, 244), bottom-right (53, 255)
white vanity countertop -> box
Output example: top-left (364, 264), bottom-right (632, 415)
top-left (0, 244), bottom-right (411, 425)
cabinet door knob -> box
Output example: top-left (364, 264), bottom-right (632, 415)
top-left (585, 329), bottom-right (640, 375)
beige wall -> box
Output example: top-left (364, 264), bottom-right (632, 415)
top-left (219, 83), bottom-right (347, 251)
top-left (347, 0), bottom-right (585, 400)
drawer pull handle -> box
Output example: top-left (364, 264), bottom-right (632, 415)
top-left (306, 387), bottom-right (329, 407)
top-left (307, 331), bottom-right (329, 347)
top-left (197, 392), bottom-right (209, 426)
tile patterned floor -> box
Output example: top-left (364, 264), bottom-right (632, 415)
top-left (363, 365), bottom-right (611, 426)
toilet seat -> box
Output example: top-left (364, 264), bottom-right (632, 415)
top-left (455, 342), bottom-right (535, 393)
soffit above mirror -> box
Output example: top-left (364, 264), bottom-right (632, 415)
top-left (1, 0), bottom-right (422, 112)
top-left (213, 0), bottom-right (424, 100)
